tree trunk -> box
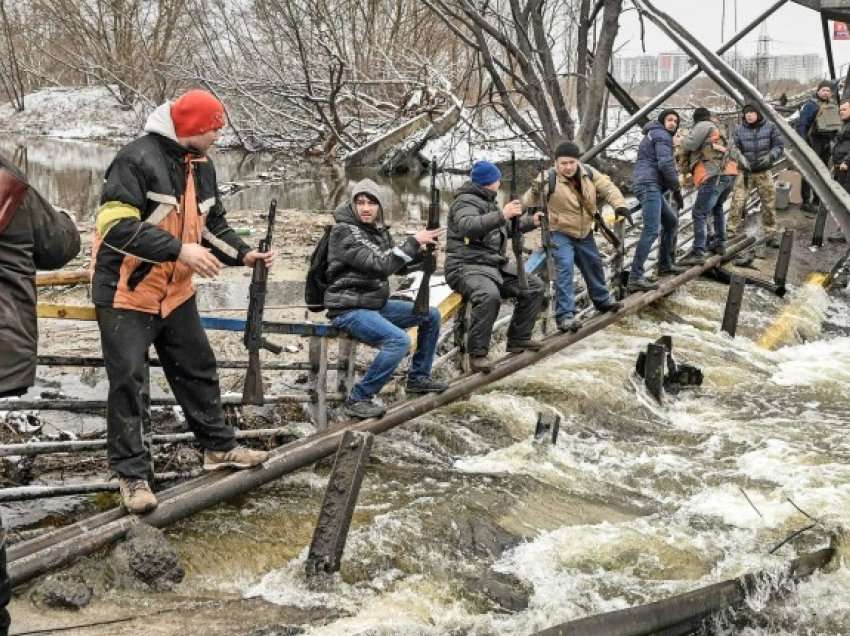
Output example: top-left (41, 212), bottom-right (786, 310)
top-left (576, 0), bottom-right (622, 151)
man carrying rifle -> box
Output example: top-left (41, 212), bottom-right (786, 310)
top-left (522, 143), bottom-right (624, 333)
top-left (92, 89), bottom-right (271, 514)
top-left (446, 161), bottom-right (545, 374)
top-left (326, 179), bottom-right (447, 420)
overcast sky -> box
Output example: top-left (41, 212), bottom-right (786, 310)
top-left (615, 0), bottom-right (850, 68)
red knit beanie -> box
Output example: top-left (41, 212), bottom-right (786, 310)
top-left (170, 89), bottom-right (226, 137)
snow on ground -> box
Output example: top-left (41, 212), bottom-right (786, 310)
top-left (0, 86), bottom-right (147, 141)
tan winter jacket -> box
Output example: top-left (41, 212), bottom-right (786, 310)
top-left (522, 164), bottom-right (627, 239)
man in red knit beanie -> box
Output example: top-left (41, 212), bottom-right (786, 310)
top-left (91, 89), bottom-right (274, 514)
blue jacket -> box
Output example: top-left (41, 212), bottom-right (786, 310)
top-left (632, 121), bottom-right (679, 192)
top-left (734, 117), bottom-right (783, 169)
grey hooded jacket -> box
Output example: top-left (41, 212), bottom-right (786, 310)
top-left (0, 153), bottom-right (80, 396)
top-left (324, 179), bottom-right (421, 317)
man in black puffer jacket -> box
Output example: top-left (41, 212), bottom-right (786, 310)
top-left (832, 100), bottom-right (850, 193)
top-left (326, 178), bottom-right (447, 419)
top-left (445, 161), bottom-right (544, 373)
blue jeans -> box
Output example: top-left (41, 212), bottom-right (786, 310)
top-left (332, 300), bottom-right (441, 402)
top-left (551, 231), bottom-right (613, 320)
top-left (630, 183), bottom-right (678, 279)
top-left (692, 175), bottom-right (734, 253)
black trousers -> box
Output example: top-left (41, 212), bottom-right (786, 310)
top-left (96, 296), bottom-right (236, 480)
top-left (801, 136), bottom-right (833, 206)
top-left (448, 268), bottom-right (544, 356)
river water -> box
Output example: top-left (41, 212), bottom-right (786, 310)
top-left (5, 136), bottom-right (850, 635)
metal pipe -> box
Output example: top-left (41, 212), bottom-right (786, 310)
top-left (6, 237), bottom-right (756, 586)
top-left (0, 427), bottom-right (301, 458)
top-left (634, 0), bottom-right (850, 242)
top-left (35, 355), bottom-right (318, 371)
top-left (823, 14), bottom-right (837, 81)
top-left (582, 0), bottom-right (789, 162)
top-left (0, 471), bottom-right (205, 503)
top-left (0, 393), bottom-right (345, 412)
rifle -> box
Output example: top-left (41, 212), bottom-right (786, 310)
top-left (242, 200), bottom-right (283, 406)
top-left (538, 162), bottom-right (557, 331)
top-left (414, 158), bottom-right (440, 314)
top-left (509, 151), bottom-right (528, 291)
top-left (593, 210), bottom-right (622, 251)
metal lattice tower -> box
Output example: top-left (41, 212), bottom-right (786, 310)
top-left (755, 21), bottom-right (771, 93)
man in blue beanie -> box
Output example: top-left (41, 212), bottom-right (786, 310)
top-left (445, 160), bottom-right (545, 373)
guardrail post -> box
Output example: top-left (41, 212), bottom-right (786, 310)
top-left (721, 274), bottom-right (746, 337)
top-left (773, 229), bottom-right (794, 294)
top-left (534, 412), bottom-right (561, 445)
top-left (308, 336), bottom-right (329, 429)
top-left (305, 430), bottom-right (373, 577)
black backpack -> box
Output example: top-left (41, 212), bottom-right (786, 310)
top-left (305, 225), bottom-right (332, 312)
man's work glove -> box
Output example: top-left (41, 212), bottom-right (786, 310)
top-left (751, 157), bottom-right (772, 172)
top-left (614, 206), bottom-right (634, 227)
top-left (672, 189), bottom-right (685, 210)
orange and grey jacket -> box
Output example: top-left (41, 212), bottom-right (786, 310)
top-left (92, 103), bottom-right (250, 317)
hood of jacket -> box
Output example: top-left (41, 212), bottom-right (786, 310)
top-left (743, 104), bottom-right (764, 127)
top-left (642, 120), bottom-right (671, 137)
top-left (350, 178), bottom-right (387, 210)
top-left (144, 102), bottom-right (179, 142)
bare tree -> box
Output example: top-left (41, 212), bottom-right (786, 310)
top-left (422, 0), bottom-right (623, 155)
top-left (0, 0), bottom-right (26, 111)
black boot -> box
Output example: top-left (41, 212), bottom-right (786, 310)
top-left (406, 377), bottom-right (450, 394)
top-left (506, 338), bottom-right (544, 353)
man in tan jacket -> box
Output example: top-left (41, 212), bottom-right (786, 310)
top-left (524, 142), bottom-right (626, 332)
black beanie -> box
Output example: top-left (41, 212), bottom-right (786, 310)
top-left (554, 141), bottom-right (581, 160)
top-left (818, 79), bottom-right (833, 91)
top-left (692, 107), bottom-right (712, 123)
top-left (657, 108), bottom-right (680, 131)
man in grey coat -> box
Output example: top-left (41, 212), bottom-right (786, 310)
top-left (0, 150), bottom-right (81, 636)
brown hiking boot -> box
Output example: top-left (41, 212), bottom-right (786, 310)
top-left (119, 478), bottom-right (158, 514)
top-left (203, 446), bottom-right (269, 471)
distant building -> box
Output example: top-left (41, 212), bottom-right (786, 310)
top-left (613, 51), bottom-right (823, 85)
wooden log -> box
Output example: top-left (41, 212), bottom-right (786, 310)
top-left (36, 355), bottom-right (333, 371)
top-left (532, 547), bottom-right (834, 636)
top-left (0, 427), bottom-right (300, 458)
top-left (6, 238), bottom-right (756, 586)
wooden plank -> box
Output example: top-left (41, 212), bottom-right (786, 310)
top-left (36, 303), bottom-right (96, 321)
top-left (35, 270), bottom-right (90, 287)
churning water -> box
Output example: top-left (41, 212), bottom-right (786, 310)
top-left (164, 278), bottom-right (850, 635)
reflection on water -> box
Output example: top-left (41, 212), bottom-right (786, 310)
top-left (0, 135), bottom-right (468, 224)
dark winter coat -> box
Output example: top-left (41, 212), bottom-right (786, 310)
top-left (0, 153), bottom-right (80, 397)
top-left (92, 102), bottom-right (250, 318)
top-left (632, 121), bottom-right (679, 192)
top-left (445, 180), bottom-right (535, 284)
top-left (324, 179), bottom-right (421, 317)
top-left (832, 121), bottom-right (850, 168)
top-left (796, 95), bottom-right (837, 139)
top-left (734, 113), bottom-right (784, 171)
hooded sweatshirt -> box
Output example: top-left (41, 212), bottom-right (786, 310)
top-left (324, 178), bottom-right (421, 316)
top-left (92, 102), bottom-right (250, 317)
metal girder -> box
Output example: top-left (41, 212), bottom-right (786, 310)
top-left (792, 0), bottom-right (850, 22)
top-left (633, 0), bottom-right (850, 244)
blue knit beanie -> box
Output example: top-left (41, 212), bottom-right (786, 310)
top-left (470, 160), bottom-right (502, 186)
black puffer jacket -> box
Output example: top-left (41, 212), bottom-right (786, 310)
top-left (445, 180), bottom-right (534, 284)
top-left (832, 121), bottom-right (850, 168)
top-left (0, 153), bottom-right (80, 397)
top-left (324, 179), bottom-right (420, 317)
